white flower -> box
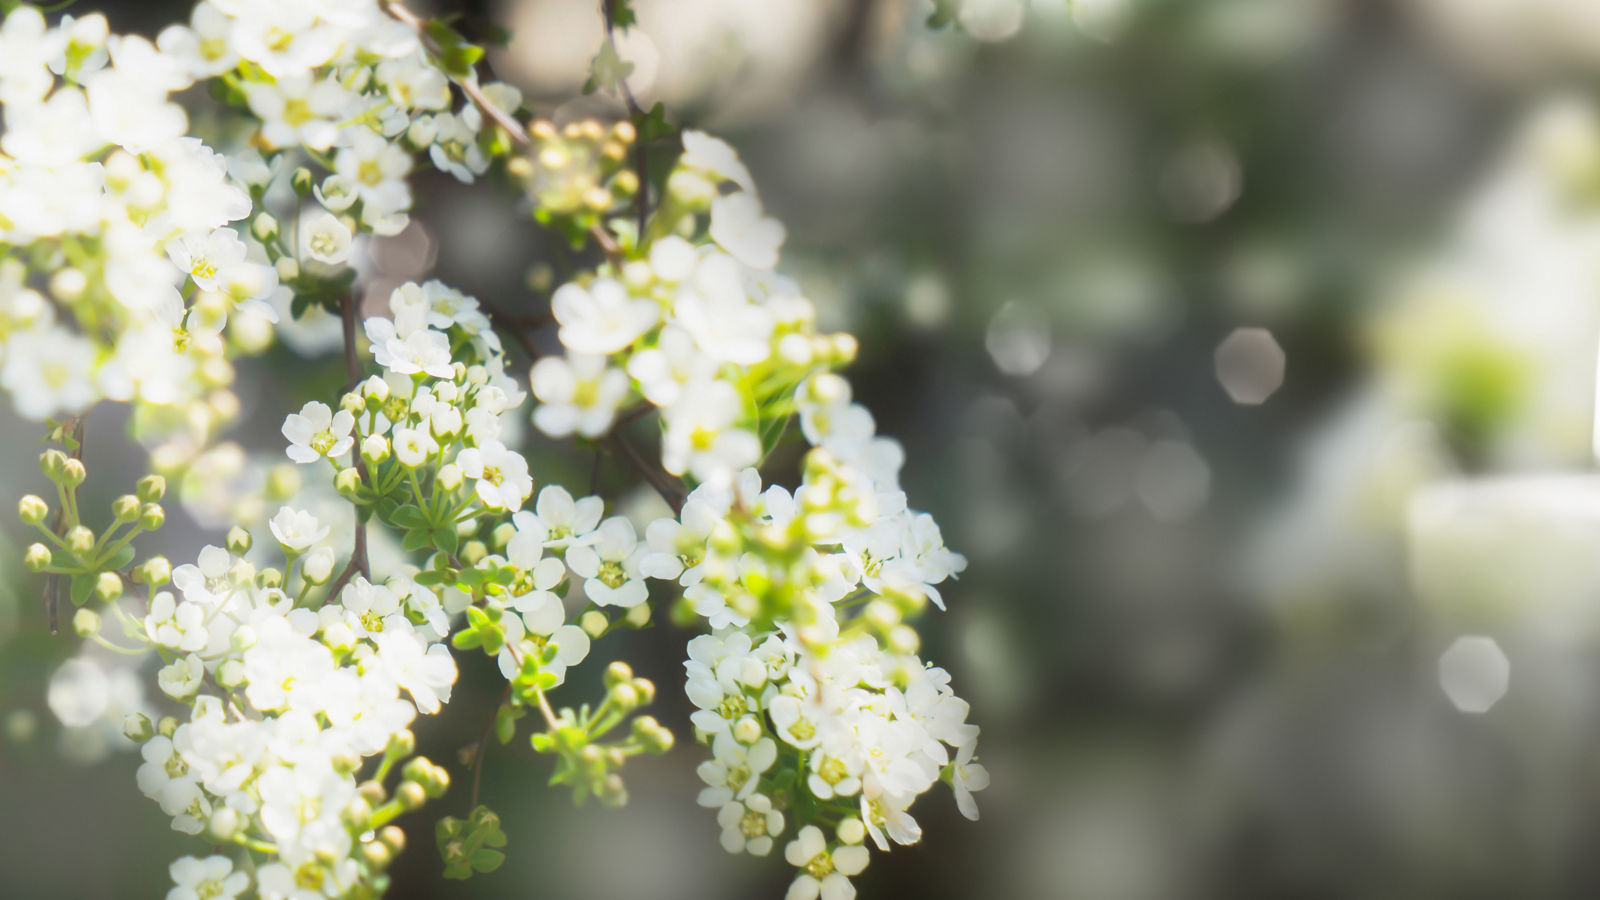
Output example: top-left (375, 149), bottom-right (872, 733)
top-left (244, 73), bottom-right (352, 151)
top-left (718, 792), bottom-right (785, 856)
top-left (1, 327), bottom-right (99, 421)
top-left (166, 229), bottom-right (247, 292)
top-left (680, 129), bottom-right (756, 193)
top-left (375, 631), bottom-right (456, 714)
top-left (300, 210), bottom-right (352, 264)
top-left (564, 517), bottom-right (649, 608)
top-left (640, 498), bottom-right (719, 585)
top-left (710, 192), bottom-right (786, 270)
top-left (282, 400), bottom-right (355, 464)
top-left (551, 277), bottom-right (659, 354)
top-left (783, 825), bottom-right (868, 900)
top-left (696, 732), bottom-right (778, 808)
top-left (144, 591), bottom-right (208, 653)
top-left (365, 318), bottom-right (455, 378)
top-left (269, 507), bottom-right (329, 552)
top-left (950, 738), bottom-right (989, 822)
top-left (530, 353), bottom-right (630, 439)
top-left (661, 379), bottom-right (761, 485)
top-left (626, 325), bottom-right (714, 407)
top-left (167, 854), bottom-right (247, 900)
top-left (391, 426), bottom-right (439, 468)
top-left (513, 485), bottom-right (604, 547)
top-left (158, 654), bottom-right (204, 699)
top-left (456, 440), bottom-right (533, 510)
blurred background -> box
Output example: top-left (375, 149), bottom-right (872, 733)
top-left (14, 0), bottom-right (1600, 896)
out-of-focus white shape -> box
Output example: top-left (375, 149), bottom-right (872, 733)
top-left (1072, 0), bottom-right (1135, 43)
top-left (495, 0), bottom-right (832, 125)
top-left (1161, 138), bottom-right (1242, 224)
top-left (1214, 327), bottom-right (1285, 405)
top-left (986, 300), bottom-right (1052, 377)
top-left (904, 271), bottom-right (951, 329)
top-left (1409, 475), bottom-right (1600, 643)
top-left (47, 657), bottom-right (109, 728)
top-left (370, 220), bottom-right (437, 279)
top-left (1135, 439), bottom-right (1211, 521)
top-left (1438, 636), bottom-right (1510, 713)
top-left (960, 0), bottom-right (1025, 42)
top-left (1059, 427), bottom-right (1144, 516)
top-left (1408, 0), bottom-right (1600, 79)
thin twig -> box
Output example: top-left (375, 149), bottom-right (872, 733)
top-left (469, 682), bottom-right (513, 811)
top-left (605, 432), bottom-right (684, 514)
top-left (379, 1), bottom-right (530, 146)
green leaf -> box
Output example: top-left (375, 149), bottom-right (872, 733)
top-left (636, 102), bottom-right (673, 144)
top-left (104, 544), bottom-right (136, 572)
top-left (582, 42), bottom-right (634, 96)
top-left (402, 528), bottom-right (433, 553)
top-left (391, 504), bottom-right (430, 529)
top-left (69, 573), bottom-right (94, 607)
top-left (608, 0), bottom-right (637, 29)
top-left (471, 848), bottom-right (505, 873)
top-left (432, 527), bottom-right (459, 556)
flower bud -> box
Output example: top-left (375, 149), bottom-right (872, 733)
top-left (360, 839), bottom-right (393, 870)
top-left (216, 659), bottom-right (245, 688)
top-left (40, 449), bottom-right (67, 480)
top-left (624, 602), bottom-right (651, 629)
top-left (275, 256), bottom-right (299, 282)
top-left (257, 566), bottom-right (283, 589)
top-left (229, 559), bottom-right (255, 585)
top-left (291, 167), bottom-right (314, 195)
top-left (362, 434), bottom-right (389, 464)
top-left (230, 625), bottom-right (257, 653)
top-left (632, 677), bottom-right (656, 706)
top-left (387, 729), bottom-right (416, 757)
top-left (94, 572), bottom-right (122, 603)
top-left (437, 463), bottom-right (463, 492)
top-left (302, 546), bottom-right (336, 584)
top-left (61, 458), bottom-right (86, 487)
top-left (226, 526), bottom-right (252, 555)
top-left (340, 391), bottom-right (365, 416)
top-left (887, 623), bottom-right (919, 655)
top-left (610, 682), bottom-right (639, 711)
top-left (250, 213), bottom-right (280, 244)
top-left (732, 715), bottom-right (762, 745)
top-left (604, 661), bottom-right (633, 689)
top-left (135, 556), bottom-right (171, 585)
top-left (157, 716), bottom-right (178, 738)
top-left (396, 781), bottom-right (427, 811)
top-left (66, 526), bottom-right (94, 554)
top-left (335, 467), bottom-right (363, 497)
top-left (837, 817), bottom-right (866, 845)
top-left (137, 474), bottom-right (166, 503)
top-left (122, 712), bottom-right (154, 743)
top-left (332, 751), bottom-right (362, 777)
top-left (580, 610), bottom-right (608, 638)
top-left (72, 608), bottom-right (100, 636)
top-left (17, 495), bottom-right (47, 525)
top-left (361, 375), bottom-right (389, 404)
top-left (209, 808), bottom-right (242, 842)
top-left (633, 716), bottom-right (674, 754)
top-left (111, 494), bottom-right (139, 523)
top-left (461, 540), bottom-right (487, 566)
top-left (379, 825), bottom-right (406, 855)
top-left (359, 781), bottom-right (387, 806)
top-left (140, 503), bottom-right (165, 531)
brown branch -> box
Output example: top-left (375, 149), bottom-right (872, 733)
top-left (605, 431), bottom-right (684, 514)
top-left (379, 1), bottom-right (531, 148)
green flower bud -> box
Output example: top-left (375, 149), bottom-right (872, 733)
top-left (111, 494), bottom-right (139, 523)
top-left (340, 391), bottom-right (365, 416)
top-left (135, 556), bottom-right (171, 585)
top-left (94, 572), bottom-right (122, 603)
top-left (17, 494), bottom-right (48, 525)
top-left (226, 526), bottom-right (252, 555)
top-left (387, 729), bottom-right (416, 757)
top-left (359, 839), bottom-right (392, 870)
top-left (39, 449), bottom-right (66, 481)
top-left (580, 609), bottom-right (608, 638)
top-left (66, 526), bottom-right (94, 554)
top-left (157, 716), bottom-right (178, 738)
top-left (61, 458), bottom-right (86, 487)
top-left (136, 474), bottom-right (166, 503)
top-left (250, 212), bottom-right (280, 243)
top-left (395, 781), bottom-right (426, 811)
top-left (342, 796), bottom-right (373, 832)
top-left (632, 677), bottom-right (655, 706)
top-left (216, 659), bottom-right (245, 688)
top-left (72, 608), bottom-right (100, 637)
top-left (291, 166), bottom-right (314, 195)
top-left (140, 503), bottom-right (165, 531)
top-left (610, 683), bottom-right (639, 712)
top-left (257, 566), bottom-right (283, 589)
top-left (379, 825), bottom-right (406, 855)
top-left (460, 540), bottom-right (487, 566)
top-left (624, 602), bottom-right (651, 629)
top-left (122, 712), bottom-right (154, 743)
top-left (604, 661), bottom-right (633, 689)
top-left (335, 467), bottom-right (363, 496)
top-left (358, 781), bottom-right (387, 806)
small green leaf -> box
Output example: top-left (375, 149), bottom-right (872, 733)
top-left (470, 848), bottom-right (505, 873)
top-left (69, 573), bottom-right (94, 607)
top-left (582, 42), bottom-right (634, 96)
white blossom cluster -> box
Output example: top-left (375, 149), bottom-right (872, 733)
top-left (125, 533), bottom-right (458, 900)
top-left (0, 6), bottom-right (267, 430)
top-left (5, 2), bottom-right (988, 897)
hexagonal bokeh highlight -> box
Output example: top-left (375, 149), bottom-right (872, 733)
top-left (1438, 636), bottom-right (1510, 714)
top-left (1214, 327), bottom-right (1285, 405)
